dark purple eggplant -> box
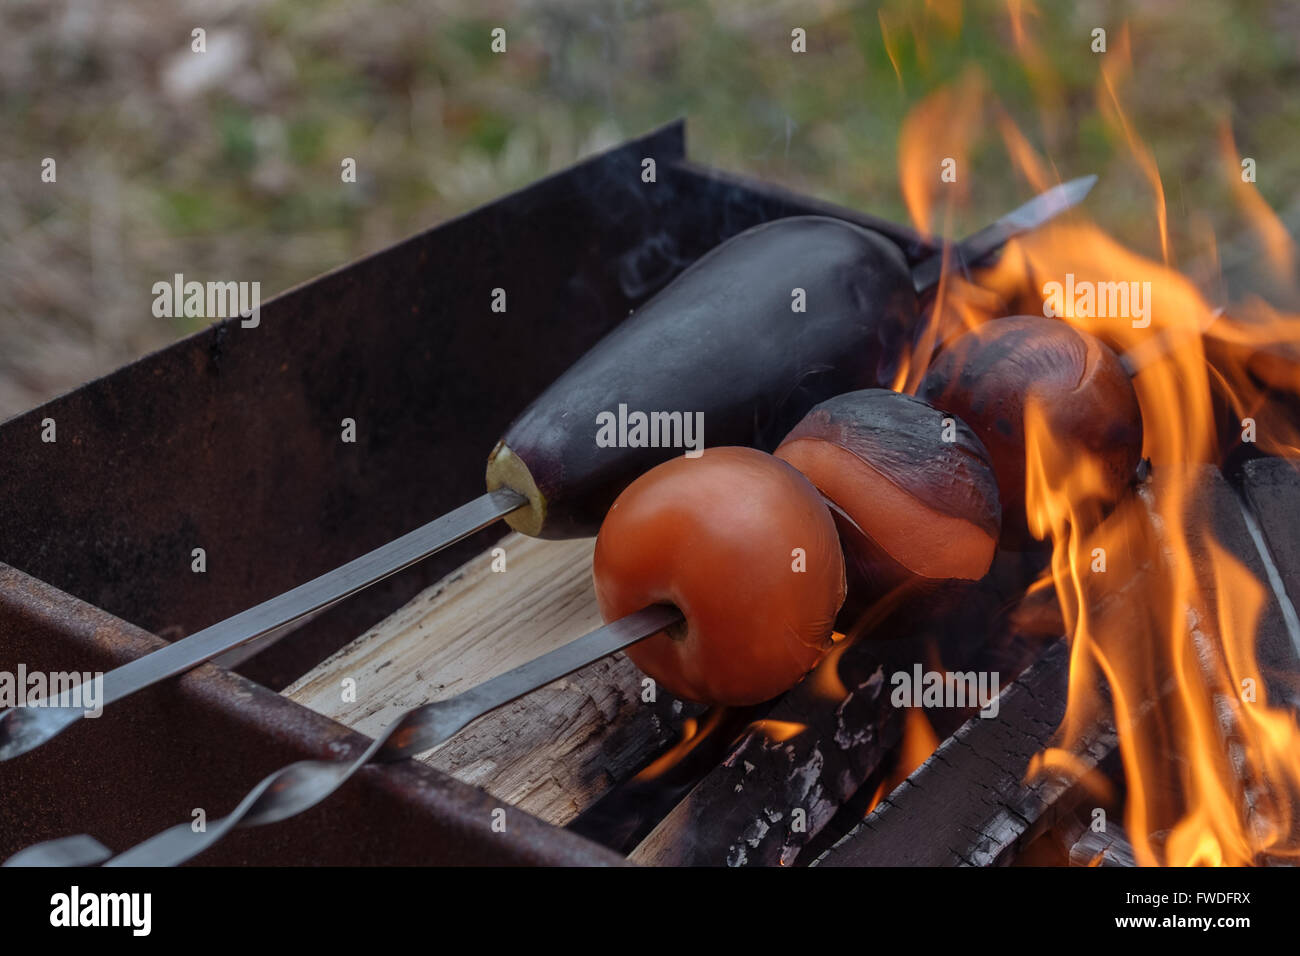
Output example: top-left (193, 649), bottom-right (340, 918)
top-left (487, 216), bottom-right (916, 537)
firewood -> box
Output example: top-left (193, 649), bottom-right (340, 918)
top-left (1238, 458), bottom-right (1300, 707)
top-left (282, 532), bottom-right (697, 826)
top-left (1069, 823), bottom-right (1138, 867)
top-left (815, 464), bottom-right (1299, 866)
top-left (814, 639), bottom-right (1114, 866)
top-left (627, 550), bottom-right (1046, 866)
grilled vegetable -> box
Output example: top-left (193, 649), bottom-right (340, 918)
top-left (774, 389), bottom-right (1000, 631)
top-left (918, 315), bottom-right (1143, 545)
top-left (592, 446), bottom-right (846, 706)
top-left (488, 216), bottom-right (916, 538)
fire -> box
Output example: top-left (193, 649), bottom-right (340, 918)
top-left (898, 70), bottom-right (984, 239)
top-left (865, 706), bottom-right (941, 816)
top-left (635, 708), bottom-right (730, 783)
top-left (889, 9), bottom-right (1300, 865)
top-left (807, 631), bottom-right (853, 702)
top-left (891, 76), bottom-right (991, 394)
top-left (1217, 121), bottom-right (1295, 283)
top-left (751, 719), bottom-right (808, 744)
top-left (1096, 27), bottom-right (1170, 266)
top-left (878, 10), bottom-right (906, 92)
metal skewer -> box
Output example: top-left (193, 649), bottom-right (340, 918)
top-left (4, 604), bottom-right (680, 867)
top-left (0, 488), bottom-right (527, 762)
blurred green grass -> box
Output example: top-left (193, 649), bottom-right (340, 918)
top-left (1, 0), bottom-right (1297, 416)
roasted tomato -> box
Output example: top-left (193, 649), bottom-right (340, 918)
top-left (919, 315), bottom-right (1143, 545)
top-left (592, 446), bottom-right (846, 706)
top-left (775, 389), bottom-right (1000, 633)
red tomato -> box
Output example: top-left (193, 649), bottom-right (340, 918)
top-left (593, 446), bottom-right (846, 705)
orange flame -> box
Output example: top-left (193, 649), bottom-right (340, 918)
top-left (1218, 120), bottom-right (1296, 283)
top-left (888, 16), bottom-right (1300, 864)
top-left (635, 708), bottom-right (730, 782)
top-left (898, 70), bottom-right (985, 238)
top-left (1096, 27), bottom-right (1170, 265)
top-left (878, 10), bottom-right (906, 93)
top-left (751, 719), bottom-right (808, 744)
top-left (865, 706), bottom-right (941, 816)
top-left (998, 143), bottom-right (1300, 868)
top-left (807, 632), bottom-right (853, 701)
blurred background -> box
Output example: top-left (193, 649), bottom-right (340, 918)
top-left (2, 0), bottom-right (1297, 419)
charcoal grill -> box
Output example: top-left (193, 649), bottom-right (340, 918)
top-left (0, 121), bottom-right (934, 865)
top-left (3, 120), bottom-right (1297, 867)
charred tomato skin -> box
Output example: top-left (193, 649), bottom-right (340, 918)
top-left (919, 315), bottom-right (1143, 547)
top-left (592, 446), bottom-right (846, 706)
top-left (774, 389), bottom-right (1000, 634)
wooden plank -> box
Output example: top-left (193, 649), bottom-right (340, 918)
top-left (815, 640), bottom-right (1117, 866)
top-left (1069, 824), bottom-right (1138, 867)
top-left (1238, 457), bottom-right (1300, 708)
top-left (1130, 465), bottom-right (1300, 852)
top-left (282, 532), bottom-right (697, 826)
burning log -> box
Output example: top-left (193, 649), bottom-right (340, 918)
top-left (1069, 822), bottom-right (1138, 867)
top-left (813, 470), bottom-right (1155, 867)
top-left (816, 464), bottom-right (1300, 867)
top-left (626, 550), bottom-right (1044, 866)
top-left (566, 706), bottom-right (761, 853)
top-left (814, 639), bottom-right (1113, 867)
top-left (1238, 457), bottom-right (1300, 705)
top-left (1127, 464), bottom-right (1300, 858)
